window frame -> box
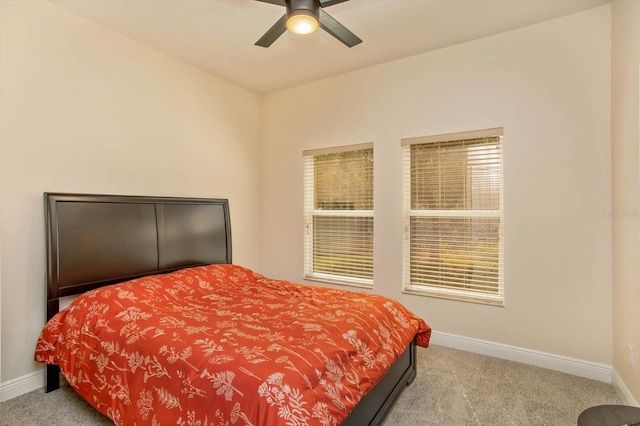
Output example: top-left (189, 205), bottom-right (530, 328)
top-left (303, 143), bottom-right (374, 288)
top-left (401, 128), bottom-right (504, 305)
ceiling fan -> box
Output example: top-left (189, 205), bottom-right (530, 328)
top-left (255, 0), bottom-right (362, 48)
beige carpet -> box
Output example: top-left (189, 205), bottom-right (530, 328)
top-left (0, 345), bottom-right (622, 425)
top-left (385, 345), bottom-right (622, 425)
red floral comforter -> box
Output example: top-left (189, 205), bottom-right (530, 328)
top-left (35, 264), bottom-right (430, 426)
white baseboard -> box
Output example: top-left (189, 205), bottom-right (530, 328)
top-left (612, 368), bottom-right (640, 406)
top-left (0, 369), bottom-right (44, 402)
top-left (431, 330), bottom-right (612, 383)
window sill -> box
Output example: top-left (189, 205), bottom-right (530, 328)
top-left (403, 286), bottom-right (504, 306)
top-left (304, 273), bottom-right (373, 290)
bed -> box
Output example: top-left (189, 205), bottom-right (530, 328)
top-left (35, 193), bottom-right (431, 426)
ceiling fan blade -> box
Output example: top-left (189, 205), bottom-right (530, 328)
top-left (254, 0), bottom-right (286, 5)
top-left (318, 9), bottom-right (362, 47)
top-left (255, 14), bottom-right (288, 47)
top-left (319, 0), bottom-right (351, 7)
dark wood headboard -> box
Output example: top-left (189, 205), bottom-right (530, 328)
top-left (44, 193), bottom-right (232, 320)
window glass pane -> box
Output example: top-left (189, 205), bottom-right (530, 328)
top-left (315, 149), bottom-right (373, 210)
top-left (409, 216), bottom-right (501, 294)
top-left (410, 138), bottom-right (500, 211)
top-left (313, 216), bottom-right (373, 280)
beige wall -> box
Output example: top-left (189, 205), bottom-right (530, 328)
top-left (262, 5), bottom-right (613, 364)
top-left (0, 0), bottom-right (263, 383)
top-left (612, 0), bottom-right (640, 404)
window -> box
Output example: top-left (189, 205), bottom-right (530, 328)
top-left (303, 143), bottom-right (373, 287)
top-left (402, 128), bottom-right (504, 305)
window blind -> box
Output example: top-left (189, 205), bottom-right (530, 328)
top-left (303, 143), bottom-right (374, 287)
top-left (402, 129), bottom-right (504, 305)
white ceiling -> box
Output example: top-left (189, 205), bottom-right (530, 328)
top-left (49, 0), bottom-right (610, 94)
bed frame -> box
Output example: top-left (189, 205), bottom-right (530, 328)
top-left (43, 192), bottom-right (417, 426)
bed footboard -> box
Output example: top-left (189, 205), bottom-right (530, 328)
top-left (341, 341), bottom-right (417, 426)
top-left (46, 365), bottom-right (60, 393)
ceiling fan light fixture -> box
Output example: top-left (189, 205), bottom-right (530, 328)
top-left (286, 10), bottom-right (319, 35)
top-left (255, 0), bottom-right (362, 48)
